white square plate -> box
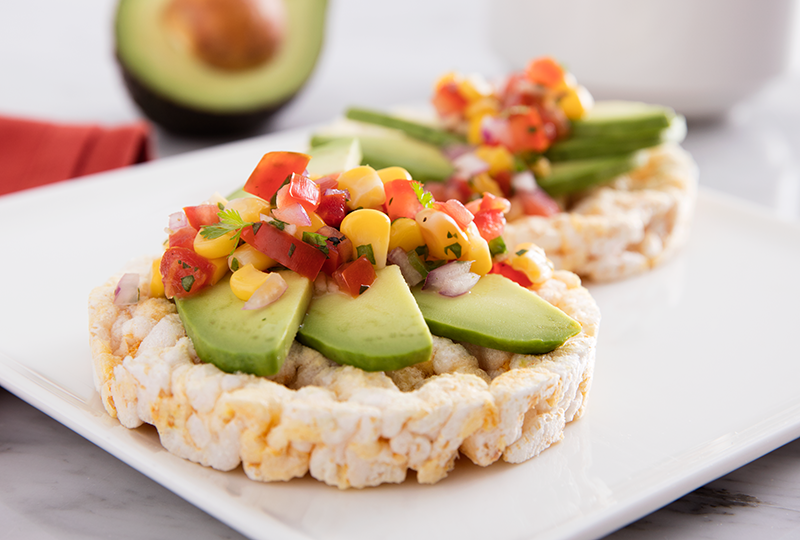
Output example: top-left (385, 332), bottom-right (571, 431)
top-left (2, 127), bottom-right (799, 540)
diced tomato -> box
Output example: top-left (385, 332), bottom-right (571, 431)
top-left (472, 210), bottom-right (506, 241)
top-left (500, 72), bottom-right (537, 108)
top-left (518, 188), bottom-right (561, 217)
top-left (317, 225), bottom-right (353, 276)
top-left (505, 108), bottom-right (551, 153)
top-left (287, 173), bottom-right (321, 211)
top-left (433, 199), bottom-right (474, 229)
top-left (183, 204), bottom-right (220, 230)
top-left (168, 225), bottom-right (198, 249)
top-left (432, 81), bottom-right (469, 117)
top-left (316, 189), bottom-right (348, 228)
top-left (422, 181), bottom-right (448, 203)
top-left (333, 255), bottom-right (376, 297)
top-left (493, 169), bottom-right (513, 197)
top-left (243, 151), bottom-right (311, 201)
top-left (160, 247), bottom-right (216, 298)
top-left (489, 261), bottom-right (532, 288)
top-left (384, 179), bottom-right (423, 221)
top-left (314, 173), bottom-right (340, 192)
top-left (526, 57), bottom-right (565, 88)
top-left (466, 192), bottom-right (512, 215)
top-left (241, 222), bottom-right (326, 280)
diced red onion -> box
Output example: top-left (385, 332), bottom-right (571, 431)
top-left (423, 261), bottom-right (480, 297)
top-left (169, 212), bottom-right (188, 231)
top-left (114, 273), bottom-right (140, 305)
top-left (452, 152), bottom-right (489, 178)
top-left (480, 116), bottom-right (505, 145)
top-left (511, 170), bottom-right (538, 193)
top-left (387, 248), bottom-right (424, 286)
top-left (324, 188), bottom-right (349, 199)
top-left (243, 273), bottom-right (287, 310)
top-left (272, 202), bottom-right (312, 227)
top-left (442, 143), bottom-right (475, 161)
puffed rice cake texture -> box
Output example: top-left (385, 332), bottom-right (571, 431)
top-left (89, 258), bottom-right (599, 489)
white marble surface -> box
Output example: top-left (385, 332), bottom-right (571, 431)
top-left (2, 1), bottom-right (800, 539)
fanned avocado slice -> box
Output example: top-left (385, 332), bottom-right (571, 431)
top-left (345, 107), bottom-right (466, 147)
top-left (297, 266), bottom-right (433, 371)
top-left (412, 274), bottom-right (581, 354)
top-left (537, 153), bottom-right (646, 197)
top-left (175, 271), bottom-right (313, 376)
top-left (115, 0), bottom-right (328, 134)
top-left (569, 100), bottom-right (676, 138)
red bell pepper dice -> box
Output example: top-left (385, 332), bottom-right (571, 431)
top-left (333, 255), bottom-right (376, 297)
top-left (243, 151), bottom-right (311, 201)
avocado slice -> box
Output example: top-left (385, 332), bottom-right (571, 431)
top-left (297, 265), bottom-right (433, 371)
top-left (546, 113), bottom-right (686, 162)
top-left (175, 271), bottom-right (313, 376)
top-left (305, 138), bottom-right (363, 177)
top-left (536, 153), bottom-right (645, 197)
top-left (412, 274), bottom-right (581, 354)
top-left (569, 100), bottom-right (676, 138)
top-left (310, 134), bottom-right (454, 182)
top-left (115, 0), bottom-right (327, 134)
top-left (345, 107), bottom-right (466, 147)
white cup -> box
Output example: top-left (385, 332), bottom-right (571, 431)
top-left (487, 0), bottom-right (798, 119)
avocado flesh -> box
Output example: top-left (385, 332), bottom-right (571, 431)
top-left (310, 134), bottom-right (454, 182)
top-left (547, 113), bottom-right (686, 162)
top-left (297, 266), bottom-right (433, 371)
top-left (537, 153), bottom-right (645, 197)
top-left (175, 271), bottom-right (312, 376)
top-left (412, 274), bottom-right (581, 354)
top-left (115, 0), bottom-right (327, 134)
top-left (570, 100), bottom-right (676, 138)
top-left (305, 138), bottom-right (363, 177)
top-left (345, 107), bottom-right (466, 147)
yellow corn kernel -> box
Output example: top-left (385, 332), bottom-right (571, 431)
top-left (229, 264), bottom-right (270, 301)
top-left (464, 96), bottom-right (499, 121)
top-left (193, 230), bottom-right (238, 259)
top-left (208, 256), bottom-right (229, 285)
top-left (150, 257), bottom-right (164, 298)
top-left (510, 243), bottom-right (554, 284)
top-left (463, 222), bottom-right (492, 275)
top-left (389, 218), bottom-right (426, 253)
top-left (558, 84), bottom-right (594, 120)
top-left (228, 243), bottom-right (274, 272)
top-left (340, 208), bottom-right (391, 269)
top-left (376, 166), bottom-right (412, 184)
top-left (531, 156), bottom-right (552, 179)
top-left (415, 208), bottom-right (469, 261)
top-left (225, 196), bottom-right (270, 223)
top-left (467, 114), bottom-right (488, 145)
top-left (293, 210), bottom-right (327, 238)
top-left (469, 172), bottom-right (504, 198)
top-left (457, 79), bottom-right (482, 103)
top-left (336, 165), bottom-right (386, 210)
top-left (475, 145), bottom-right (514, 176)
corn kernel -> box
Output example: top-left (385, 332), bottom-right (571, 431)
top-left (208, 256), bottom-right (229, 285)
top-left (475, 145), bottom-right (514, 176)
top-left (510, 243), bottom-right (554, 284)
top-left (193, 230), bottom-right (238, 259)
top-left (229, 264), bottom-right (270, 301)
top-left (467, 114), bottom-right (488, 145)
top-left (376, 166), bottom-right (412, 184)
top-left (228, 243), bottom-right (274, 272)
top-left (389, 218), bottom-right (426, 253)
top-left (469, 172), bottom-right (504, 198)
top-left (464, 97), bottom-right (499, 121)
top-left (340, 208), bottom-right (391, 268)
top-left (293, 210), bottom-right (327, 238)
top-left (337, 165), bottom-right (386, 210)
top-left (225, 196), bottom-right (270, 223)
top-left (150, 256), bottom-right (165, 298)
top-left (558, 84), bottom-right (594, 120)
top-left (415, 208), bottom-right (469, 261)
top-left (463, 222), bottom-right (492, 275)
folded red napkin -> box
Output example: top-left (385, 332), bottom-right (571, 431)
top-left (0, 116), bottom-right (153, 196)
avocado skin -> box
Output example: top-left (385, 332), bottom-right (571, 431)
top-left (175, 271), bottom-right (312, 376)
top-left (412, 274), bottom-right (581, 354)
top-left (297, 266), bottom-right (433, 371)
top-left (119, 64), bottom-right (294, 136)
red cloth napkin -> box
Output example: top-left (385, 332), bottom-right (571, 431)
top-left (0, 116), bottom-right (153, 196)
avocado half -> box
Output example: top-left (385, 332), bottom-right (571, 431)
top-left (115, 0), bottom-right (327, 135)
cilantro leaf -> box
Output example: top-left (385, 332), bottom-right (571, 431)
top-left (411, 181), bottom-right (435, 209)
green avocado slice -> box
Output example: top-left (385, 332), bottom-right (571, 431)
top-left (569, 100), bottom-right (676, 138)
top-left (412, 274), bottom-right (581, 354)
top-left (345, 107), bottom-right (466, 147)
top-left (310, 134), bottom-right (454, 182)
top-left (175, 271), bottom-right (312, 377)
top-left (297, 265), bottom-right (433, 371)
top-left (536, 153), bottom-right (646, 197)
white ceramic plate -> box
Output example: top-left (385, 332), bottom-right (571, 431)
top-left (1, 127), bottom-right (799, 540)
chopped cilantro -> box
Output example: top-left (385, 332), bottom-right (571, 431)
top-left (516, 248), bottom-right (528, 257)
top-left (288, 243), bottom-right (296, 257)
top-left (181, 275), bottom-right (195, 292)
top-left (267, 219), bottom-right (286, 231)
top-left (302, 232), bottom-right (329, 255)
top-left (488, 236), bottom-right (507, 257)
top-left (414, 245), bottom-right (429, 258)
top-left (230, 257), bottom-right (240, 272)
top-left (269, 174), bottom-right (293, 206)
top-left (357, 244), bottom-right (376, 264)
top-left (411, 181), bottom-right (435, 208)
top-left (359, 284), bottom-right (369, 295)
top-left (444, 242), bottom-right (462, 258)
top-left (252, 222), bottom-right (263, 234)
top-left (199, 209), bottom-right (256, 256)
top-left (406, 250), bottom-right (428, 277)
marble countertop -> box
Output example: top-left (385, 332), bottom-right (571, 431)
top-left (2, 1), bottom-right (800, 538)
